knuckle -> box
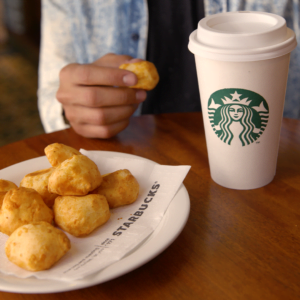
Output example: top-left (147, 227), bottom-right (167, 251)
top-left (59, 63), bottom-right (75, 81)
top-left (59, 63), bottom-right (92, 85)
top-left (63, 108), bottom-right (75, 122)
top-left (94, 109), bottom-right (106, 125)
top-left (103, 52), bottom-right (115, 59)
top-left (83, 88), bottom-right (97, 106)
top-left (76, 65), bottom-right (91, 84)
top-left (71, 124), bottom-right (87, 137)
top-left (99, 127), bottom-right (116, 139)
top-left (96, 53), bottom-right (116, 65)
top-left (56, 89), bottom-right (68, 103)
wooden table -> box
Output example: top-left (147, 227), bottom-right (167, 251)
top-left (0, 112), bottom-right (299, 300)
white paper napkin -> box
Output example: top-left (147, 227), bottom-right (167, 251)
top-left (0, 150), bottom-right (190, 281)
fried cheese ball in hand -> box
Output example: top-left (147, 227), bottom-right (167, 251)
top-left (53, 194), bottom-right (110, 237)
top-left (45, 143), bottom-right (81, 167)
top-left (48, 154), bottom-right (102, 196)
top-left (0, 179), bottom-right (18, 192)
top-left (20, 167), bottom-right (57, 208)
top-left (5, 222), bottom-right (70, 272)
top-left (92, 169), bottom-right (139, 209)
top-left (119, 61), bottom-right (159, 91)
top-left (0, 187), bottom-right (54, 236)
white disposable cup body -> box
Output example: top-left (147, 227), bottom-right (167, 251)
top-left (195, 54), bottom-right (290, 189)
top-left (188, 11), bottom-right (296, 189)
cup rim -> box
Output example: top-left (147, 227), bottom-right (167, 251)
top-left (188, 28), bottom-right (297, 62)
top-left (188, 11), bottom-right (297, 62)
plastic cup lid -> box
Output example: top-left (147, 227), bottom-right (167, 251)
top-left (188, 11), bottom-right (297, 61)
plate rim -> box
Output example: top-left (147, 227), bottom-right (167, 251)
top-left (0, 151), bottom-right (190, 294)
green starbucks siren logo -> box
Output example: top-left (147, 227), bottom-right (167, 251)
top-left (208, 88), bottom-right (269, 146)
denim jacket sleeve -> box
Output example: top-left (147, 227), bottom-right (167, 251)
top-left (38, 0), bottom-right (148, 133)
top-left (38, 0), bottom-right (300, 134)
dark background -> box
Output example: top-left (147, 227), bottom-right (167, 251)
top-left (0, 0), bottom-right (44, 147)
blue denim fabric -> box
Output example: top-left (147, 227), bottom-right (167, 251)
top-left (38, 0), bottom-right (300, 133)
top-left (38, 0), bottom-right (148, 132)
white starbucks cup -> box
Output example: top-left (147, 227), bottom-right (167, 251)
top-left (188, 11), bottom-right (297, 189)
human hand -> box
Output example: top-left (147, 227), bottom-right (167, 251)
top-left (56, 53), bottom-right (147, 138)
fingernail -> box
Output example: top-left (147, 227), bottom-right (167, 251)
top-left (123, 73), bottom-right (136, 86)
top-left (136, 90), bottom-right (147, 102)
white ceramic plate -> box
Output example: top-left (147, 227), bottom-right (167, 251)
top-left (0, 151), bottom-right (190, 294)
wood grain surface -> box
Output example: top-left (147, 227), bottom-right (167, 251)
top-left (0, 112), bottom-right (299, 300)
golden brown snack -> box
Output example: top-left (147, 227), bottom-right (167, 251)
top-left (5, 222), bottom-right (70, 272)
top-left (20, 167), bottom-right (57, 208)
top-left (119, 61), bottom-right (159, 91)
top-left (0, 179), bottom-right (17, 192)
top-left (92, 169), bottom-right (139, 208)
top-left (0, 191), bottom-right (7, 208)
top-left (45, 143), bottom-right (81, 167)
top-left (0, 187), bottom-right (54, 236)
top-left (48, 154), bottom-right (102, 196)
top-left (0, 179), bottom-right (17, 209)
top-left (53, 194), bottom-right (110, 237)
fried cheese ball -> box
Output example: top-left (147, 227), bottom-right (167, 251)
top-left (0, 180), bottom-right (17, 209)
top-left (0, 187), bottom-right (54, 236)
top-left (53, 194), bottom-right (110, 237)
top-left (20, 167), bottom-right (57, 208)
top-left (92, 169), bottom-right (139, 209)
top-left (119, 61), bottom-right (159, 91)
top-left (45, 143), bottom-right (81, 167)
top-left (0, 191), bottom-right (6, 208)
top-left (5, 222), bottom-right (71, 272)
top-left (48, 154), bottom-right (102, 196)
top-left (0, 179), bottom-right (18, 192)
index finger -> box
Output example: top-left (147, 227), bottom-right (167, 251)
top-left (93, 53), bottom-right (143, 68)
top-left (62, 63), bottom-right (138, 87)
